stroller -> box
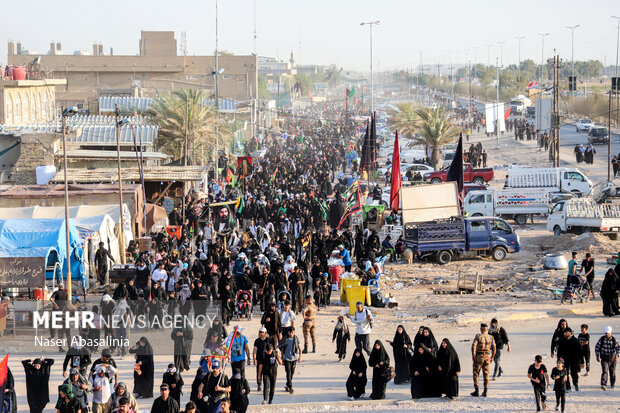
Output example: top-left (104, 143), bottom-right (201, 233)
top-left (277, 290), bottom-right (292, 312)
top-left (560, 274), bottom-right (586, 304)
top-left (235, 290), bottom-right (253, 320)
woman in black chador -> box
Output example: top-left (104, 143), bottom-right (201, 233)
top-left (368, 340), bottom-right (390, 400)
top-left (437, 338), bottom-right (461, 399)
top-left (386, 325), bottom-right (412, 384)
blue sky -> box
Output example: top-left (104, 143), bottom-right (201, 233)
top-left (2, 0), bottom-right (619, 71)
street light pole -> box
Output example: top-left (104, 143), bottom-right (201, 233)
top-left (360, 20), bottom-right (380, 113)
top-left (514, 36), bottom-right (525, 69)
top-left (566, 25), bottom-right (579, 77)
top-left (613, 16), bottom-right (620, 127)
top-left (538, 32), bottom-right (550, 84)
top-left (496, 58), bottom-right (500, 149)
top-left (498, 41), bottom-right (506, 67)
top-left (61, 106), bottom-right (77, 297)
top-left (115, 105), bottom-right (127, 271)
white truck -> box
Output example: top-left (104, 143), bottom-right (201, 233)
top-left (547, 198), bottom-right (620, 239)
top-left (508, 95), bottom-right (532, 116)
top-left (464, 188), bottom-right (551, 225)
top-left (506, 167), bottom-right (593, 197)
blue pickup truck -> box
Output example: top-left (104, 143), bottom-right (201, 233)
top-left (404, 216), bottom-right (521, 265)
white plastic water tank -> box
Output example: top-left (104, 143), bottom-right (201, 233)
top-left (543, 253), bottom-right (568, 270)
top-left (35, 165), bottom-right (57, 185)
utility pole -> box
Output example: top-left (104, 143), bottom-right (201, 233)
top-left (360, 20), bottom-right (380, 113)
top-left (538, 32), bottom-right (550, 84)
top-left (214, 0), bottom-right (220, 180)
top-left (515, 36), bottom-right (525, 69)
top-left (613, 16), bottom-right (620, 126)
top-left (495, 58), bottom-right (500, 149)
top-left (551, 52), bottom-right (561, 167)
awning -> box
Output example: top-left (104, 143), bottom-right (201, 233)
top-left (52, 166), bottom-right (208, 183)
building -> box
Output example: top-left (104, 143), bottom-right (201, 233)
top-left (0, 78), bottom-right (66, 125)
top-left (7, 31), bottom-right (258, 110)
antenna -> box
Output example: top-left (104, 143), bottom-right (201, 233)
top-left (180, 31), bottom-right (188, 56)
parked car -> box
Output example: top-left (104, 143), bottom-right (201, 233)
top-left (424, 163), bottom-right (495, 185)
top-left (575, 118), bottom-right (594, 132)
top-left (587, 126), bottom-right (608, 144)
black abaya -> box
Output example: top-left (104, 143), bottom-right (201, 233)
top-left (390, 325), bottom-right (412, 384)
top-left (129, 337), bottom-right (154, 398)
top-left (346, 350), bottom-right (367, 399)
top-left (171, 325), bottom-right (193, 372)
top-left (409, 346), bottom-right (432, 399)
top-left (368, 340), bottom-right (390, 400)
top-left (437, 339), bottom-right (460, 398)
top-left (162, 371), bottom-right (184, 406)
top-left (602, 268), bottom-right (620, 316)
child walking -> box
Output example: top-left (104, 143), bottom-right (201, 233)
top-left (527, 355), bottom-right (550, 412)
top-left (578, 324), bottom-right (590, 376)
top-left (332, 315), bottom-right (351, 361)
top-left (551, 358), bottom-right (568, 413)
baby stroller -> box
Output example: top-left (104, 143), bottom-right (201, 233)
top-left (277, 290), bottom-right (292, 312)
top-left (235, 290), bottom-right (253, 320)
top-left (560, 274), bottom-right (585, 304)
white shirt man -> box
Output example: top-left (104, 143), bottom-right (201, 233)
top-left (151, 265), bottom-right (168, 285)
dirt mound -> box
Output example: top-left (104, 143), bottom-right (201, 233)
top-left (527, 232), bottom-right (619, 255)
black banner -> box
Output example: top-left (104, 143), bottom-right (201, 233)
top-left (0, 256), bottom-right (46, 288)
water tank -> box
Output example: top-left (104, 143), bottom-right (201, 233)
top-left (11, 66), bottom-right (26, 80)
top-left (36, 165), bottom-right (57, 185)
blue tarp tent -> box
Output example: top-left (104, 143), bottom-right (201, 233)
top-left (0, 218), bottom-right (85, 287)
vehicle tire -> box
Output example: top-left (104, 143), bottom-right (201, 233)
top-left (430, 178), bottom-right (442, 184)
top-left (436, 250), bottom-right (452, 265)
top-left (608, 233), bottom-right (619, 241)
top-left (491, 246), bottom-right (507, 261)
top-left (553, 226), bottom-right (563, 236)
top-left (472, 213), bottom-right (483, 217)
top-left (514, 214), bottom-right (527, 225)
top-left (472, 177), bottom-right (485, 185)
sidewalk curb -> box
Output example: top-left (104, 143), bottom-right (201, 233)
top-left (249, 397), bottom-right (401, 411)
top-left (453, 304), bottom-right (601, 326)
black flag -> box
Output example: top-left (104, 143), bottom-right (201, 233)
top-left (446, 132), bottom-right (464, 193)
top-left (359, 120), bottom-right (370, 171)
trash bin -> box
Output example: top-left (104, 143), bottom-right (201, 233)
top-left (346, 285), bottom-right (371, 315)
top-left (329, 265), bottom-right (344, 287)
top-left (340, 276), bottom-right (361, 302)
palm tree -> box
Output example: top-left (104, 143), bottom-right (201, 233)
top-left (387, 102), bottom-right (419, 138)
top-left (145, 89), bottom-right (231, 164)
top-left (414, 106), bottom-right (461, 169)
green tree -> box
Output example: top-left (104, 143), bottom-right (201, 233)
top-left (414, 106), bottom-right (461, 169)
top-left (145, 89), bottom-right (231, 163)
top-left (387, 102), bottom-right (419, 138)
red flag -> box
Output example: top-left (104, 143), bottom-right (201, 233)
top-left (390, 131), bottom-right (402, 211)
top-left (308, 90), bottom-right (314, 101)
top-left (504, 107), bottom-right (511, 120)
top-left (0, 354), bottom-right (8, 399)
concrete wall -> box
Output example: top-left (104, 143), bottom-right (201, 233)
top-left (0, 83), bottom-right (58, 125)
top-left (8, 53), bottom-right (258, 108)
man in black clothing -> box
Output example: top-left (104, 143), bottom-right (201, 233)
top-left (197, 359), bottom-right (231, 413)
top-left (252, 327), bottom-right (273, 392)
top-left (557, 327), bottom-right (583, 392)
top-left (580, 253), bottom-right (595, 302)
top-left (489, 318), bottom-right (511, 380)
top-left (95, 241), bottom-right (116, 285)
top-left (49, 283), bottom-right (70, 351)
top-left (151, 384), bottom-right (180, 413)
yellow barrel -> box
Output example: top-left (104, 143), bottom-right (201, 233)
top-left (346, 285), bottom-right (371, 315)
top-left (340, 276), bottom-right (361, 302)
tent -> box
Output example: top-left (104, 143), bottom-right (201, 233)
top-left (0, 204), bottom-right (133, 246)
top-left (0, 219), bottom-right (85, 290)
top-left (73, 215), bottom-right (120, 279)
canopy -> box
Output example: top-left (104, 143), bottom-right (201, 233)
top-left (74, 215), bottom-right (121, 263)
top-left (0, 204), bottom-right (133, 246)
top-left (0, 218), bottom-right (85, 288)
